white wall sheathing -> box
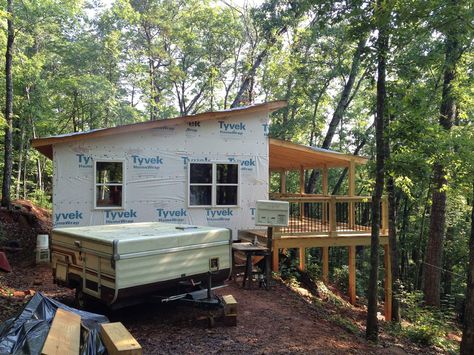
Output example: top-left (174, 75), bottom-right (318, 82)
top-left (52, 111), bottom-right (270, 238)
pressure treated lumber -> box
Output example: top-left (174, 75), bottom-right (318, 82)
top-left (322, 246), bottom-right (329, 283)
top-left (222, 294), bottom-right (238, 316)
top-left (41, 308), bottom-right (81, 355)
top-left (299, 248), bottom-right (306, 270)
top-left (384, 245), bottom-right (392, 321)
top-left (100, 322), bottom-right (142, 355)
top-left (348, 246), bottom-right (356, 305)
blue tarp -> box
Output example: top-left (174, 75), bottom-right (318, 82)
top-left (0, 292), bottom-right (109, 355)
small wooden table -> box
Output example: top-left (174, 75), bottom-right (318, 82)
top-left (232, 242), bottom-right (270, 289)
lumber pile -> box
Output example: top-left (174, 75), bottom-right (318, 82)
top-left (222, 294), bottom-right (238, 326)
top-left (100, 322), bottom-right (142, 355)
top-left (41, 309), bottom-right (80, 355)
top-left (41, 308), bottom-right (142, 355)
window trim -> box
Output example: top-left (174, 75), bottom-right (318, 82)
top-left (188, 161), bottom-right (240, 208)
top-left (93, 159), bottom-right (126, 210)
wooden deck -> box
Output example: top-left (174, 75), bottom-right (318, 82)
top-left (239, 211), bottom-right (392, 321)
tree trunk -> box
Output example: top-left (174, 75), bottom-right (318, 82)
top-left (423, 28), bottom-right (460, 307)
top-left (231, 46), bottom-right (270, 108)
top-left (443, 226), bottom-right (455, 295)
top-left (387, 174), bottom-right (401, 322)
top-left (15, 126), bottom-right (25, 200)
top-left (366, 0), bottom-right (388, 341)
top-left (1, 0), bottom-right (15, 208)
top-left (306, 36), bottom-right (366, 193)
top-left (400, 195), bottom-right (410, 281)
top-left (460, 184), bottom-right (474, 354)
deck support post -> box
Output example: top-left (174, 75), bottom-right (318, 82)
top-left (348, 160), bottom-right (355, 229)
top-left (299, 248), bottom-right (305, 270)
top-left (322, 165), bottom-right (328, 195)
top-left (382, 195), bottom-right (389, 234)
top-left (384, 244), bottom-right (392, 321)
top-left (299, 166), bottom-right (304, 220)
top-left (329, 196), bottom-right (337, 237)
top-left (348, 246), bottom-right (356, 305)
top-left (280, 171), bottom-right (287, 194)
top-left (271, 230), bottom-right (279, 272)
top-left (322, 166), bottom-right (329, 224)
top-left (322, 246), bottom-right (329, 283)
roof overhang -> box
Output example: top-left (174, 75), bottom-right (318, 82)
top-left (269, 138), bottom-right (368, 170)
top-left (32, 101), bottom-right (287, 159)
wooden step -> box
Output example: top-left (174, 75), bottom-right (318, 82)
top-left (222, 294), bottom-right (237, 316)
top-left (100, 322), bottom-right (142, 355)
top-left (41, 308), bottom-right (81, 355)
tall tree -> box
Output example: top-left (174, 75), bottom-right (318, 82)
top-left (461, 184), bottom-right (474, 354)
top-left (1, 0), bottom-right (15, 208)
top-left (423, 0), bottom-right (462, 307)
top-left (306, 35), bottom-right (367, 193)
top-left (366, 0), bottom-right (389, 341)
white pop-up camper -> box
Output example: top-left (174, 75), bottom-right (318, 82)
top-left (51, 222), bottom-right (231, 307)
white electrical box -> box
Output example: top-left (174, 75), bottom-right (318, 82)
top-left (255, 200), bottom-right (289, 227)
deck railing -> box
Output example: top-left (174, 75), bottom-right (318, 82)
top-left (269, 193), bottom-right (388, 238)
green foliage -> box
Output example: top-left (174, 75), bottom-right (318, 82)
top-left (30, 189), bottom-right (52, 210)
top-left (390, 291), bottom-right (461, 352)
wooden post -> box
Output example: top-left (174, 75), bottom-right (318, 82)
top-left (322, 246), bottom-right (329, 283)
top-left (384, 244), bottom-right (392, 321)
top-left (299, 166), bottom-right (304, 220)
top-left (381, 195), bottom-right (389, 234)
top-left (348, 160), bottom-right (355, 229)
top-left (299, 248), bottom-right (305, 270)
top-left (322, 166), bottom-right (329, 227)
top-left (280, 171), bottom-right (287, 194)
top-left (270, 229), bottom-right (279, 272)
top-left (329, 195), bottom-right (337, 236)
top-left (348, 160), bottom-right (356, 196)
top-left (348, 246), bottom-right (356, 305)
top-left (322, 165), bottom-right (328, 195)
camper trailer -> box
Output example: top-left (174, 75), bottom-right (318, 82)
top-left (51, 222), bottom-right (231, 307)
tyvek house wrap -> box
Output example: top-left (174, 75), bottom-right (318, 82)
top-left (52, 110), bottom-right (270, 237)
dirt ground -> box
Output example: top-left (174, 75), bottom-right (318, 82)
top-left (0, 260), bottom-right (413, 355)
top-left (0, 201), bottom-right (446, 354)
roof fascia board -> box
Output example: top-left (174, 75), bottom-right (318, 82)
top-left (269, 138), bottom-right (368, 165)
top-left (32, 101), bottom-right (287, 151)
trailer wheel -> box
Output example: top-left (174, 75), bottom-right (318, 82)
top-left (74, 287), bottom-right (88, 309)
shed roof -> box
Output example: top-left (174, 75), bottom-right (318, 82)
top-left (32, 101), bottom-right (287, 159)
top-left (269, 138), bottom-right (367, 170)
top-left (31, 100), bottom-right (368, 168)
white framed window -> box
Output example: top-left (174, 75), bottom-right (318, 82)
top-left (94, 160), bottom-right (125, 209)
top-left (188, 162), bottom-right (239, 207)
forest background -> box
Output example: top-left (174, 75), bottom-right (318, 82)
top-left (0, 0), bottom-right (473, 351)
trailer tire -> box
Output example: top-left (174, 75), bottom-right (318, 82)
top-left (74, 287), bottom-right (88, 309)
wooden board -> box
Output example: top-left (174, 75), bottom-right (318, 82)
top-left (222, 294), bottom-right (238, 316)
top-left (41, 308), bottom-right (81, 355)
top-left (100, 322), bottom-right (142, 355)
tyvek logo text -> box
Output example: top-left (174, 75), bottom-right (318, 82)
top-left (218, 121), bottom-right (246, 136)
top-left (132, 155), bottom-right (163, 170)
top-left (250, 207), bottom-right (256, 220)
top-left (206, 208), bottom-right (234, 222)
top-left (55, 210), bottom-right (83, 226)
top-left (105, 209), bottom-right (137, 224)
top-left (76, 154), bottom-right (93, 168)
top-left (186, 121), bottom-right (201, 134)
top-left (228, 157), bottom-right (256, 171)
top-left (181, 156), bottom-right (211, 168)
top-left (157, 208), bottom-right (187, 222)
